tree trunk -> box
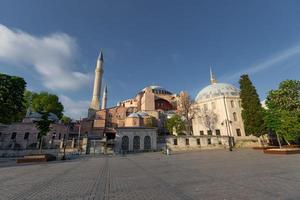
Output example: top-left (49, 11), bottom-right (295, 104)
top-left (39, 137), bottom-right (43, 154)
top-left (276, 134), bottom-right (282, 149)
top-left (186, 121), bottom-right (191, 135)
top-left (260, 135), bottom-right (266, 147)
top-left (283, 137), bottom-right (291, 146)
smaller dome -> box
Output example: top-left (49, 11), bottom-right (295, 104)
top-left (136, 111), bottom-right (149, 117)
top-left (26, 112), bottom-right (58, 122)
top-left (195, 83), bottom-right (239, 102)
top-left (128, 113), bottom-right (141, 118)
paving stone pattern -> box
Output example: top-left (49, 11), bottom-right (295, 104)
top-left (0, 149), bottom-right (299, 200)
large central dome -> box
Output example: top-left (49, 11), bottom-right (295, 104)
top-left (141, 85), bottom-right (172, 95)
top-left (195, 83), bottom-right (239, 102)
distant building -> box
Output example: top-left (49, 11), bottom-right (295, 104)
top-left (0, 111), bottom-right (67, 150)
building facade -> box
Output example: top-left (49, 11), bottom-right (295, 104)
top-left (192, 69), bottom-right (246, 139)
top-left (0, 112), bottom-right (67, 150)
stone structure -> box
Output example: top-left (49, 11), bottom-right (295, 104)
top-left (88, 51), bottom-right (104, 118)
top-left (91, 85), bottom-right (183, 138)
top-left (0, 112), bottom-right (68, 150)
top-left (115, 127), bottom-right (157, 153)
top-left (166, 135), bottom-right (231, 152)
top-left (101, 85), bottom-right (108, 110)
top-left (192, 68), bottom-right (247, 140)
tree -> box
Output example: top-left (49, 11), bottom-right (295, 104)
top-left (61, 115), bottom-right (72, 125)
top-left (0, 73), bottom-right (26, 124)
top-left (239, 74), bottom-right (266, 137)
top-left (144, 116), bottom-right (157, 127)
top-left (265, 80), bottom-right (300, 147)
top-left (265, 109), bottom-right (300, 147)
top-left (197, 108), bottom-right (218, 132)
top-left (26, 91), bottom-right (64, 119)
top-left (34, 112), bottom-right (52, 153)
top-left (165, 114), bottom-right (185, 135)
top-left (266, 80), bottom-right (300, 111)
top-left (178, 91), bottom-right (197, 135)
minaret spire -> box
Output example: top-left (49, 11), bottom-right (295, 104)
top-left (101, 85), bottom-right (108, 110)
top-left (210, 66), bottom-right (217, 84)
top-left (88, 50), bottom-right (104, 118)
top-left (98, 50), bottom-right (104, 63)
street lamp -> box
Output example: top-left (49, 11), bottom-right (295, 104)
top-left (222, 95), bottom-right (233, 151)
top-left (77, 117), bottom-right (82, 153)
top-left (221, 119), bottom-right (233, 151)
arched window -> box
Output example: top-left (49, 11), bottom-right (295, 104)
top-left (11, 132), bottom-right (17, 140)
top-left (144, 136), bottom-right (151, 150)
top-left (24, 132), bottom-right (30, 140)
top-left (231, 100), bottom-right (234, 108)
top-left (121, 136), bottom-right (129, 151)
top-left (133, 136), bottom-right (140, 151)
top-left (233, 112), bottom-right (237, 121)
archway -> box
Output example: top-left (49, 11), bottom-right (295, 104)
top-left (133, 136), bottom-right (140, 151)
top-left (121, 136), bottom-right (129, 151)
top-left (144, 135), bottom-right (151, 150)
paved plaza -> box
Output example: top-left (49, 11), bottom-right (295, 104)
top-left (0, 149), bottom-right (299, 200)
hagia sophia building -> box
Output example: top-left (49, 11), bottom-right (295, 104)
top-left (82, 51), bottom-right (248, 146)
top-left (84, 51), bottom-right (186, 141)
top-left (0, 50), bottom-right (253, 154)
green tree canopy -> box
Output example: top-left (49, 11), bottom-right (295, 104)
top-left (0, 73), bottom-right (26, 124)
top-left (239, 74), bottom-right (266, 137)
top-left (266, 80), bottom-right (300, 111)
top-left (165, 114), bottom-right (185, 135)
top-left (61, 115), bottom-right (72, 125)
top-left (144, 116), bottom-right (157, 127)
top-left (26, 91), bottom-right (64, 119)
top-left (265, 80), bottom-right (300, 145)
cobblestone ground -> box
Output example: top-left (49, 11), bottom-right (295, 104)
top-left (0, 149), bottom-right (300, 200)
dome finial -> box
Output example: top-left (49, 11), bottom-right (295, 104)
top-left (210, 66), bottom-right (217, 84)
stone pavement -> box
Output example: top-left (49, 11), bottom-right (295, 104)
top-left (0, 149), bottom-right (299, 200)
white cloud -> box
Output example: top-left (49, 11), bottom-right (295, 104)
top-left (221, 44), bottom-right (300, 81)
top-left (0, 24), bottom-right (92, 90)
top-left (59, 95), bottom-right (90, 119)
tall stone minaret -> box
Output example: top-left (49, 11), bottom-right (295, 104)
top-left (210, 66), bottom-right (217, 84)
top-left (88, 51), bottom-right (104, 118)
top-left (101, 85), bottom-right (108, 110)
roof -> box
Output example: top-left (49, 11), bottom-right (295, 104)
top-left (127, 113), bottom-right (141, 118)
top-left (195, 83), bottom-right (240, 102)
top-left (25, 111), bottom-right (59, 122)
top-left (140, 85), bottom-right (173, 95)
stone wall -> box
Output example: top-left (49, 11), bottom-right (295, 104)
top-left (115, 127), bottom-right (157, 153)
top-left (165, 135), bottom-right (259, 152)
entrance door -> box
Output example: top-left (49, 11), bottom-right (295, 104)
top-left (121, 136), bottom-right (129, 151)
top-left (133, 136), bottom-right (140, 151)
top-left (144, 135), bottom-right (151, 150)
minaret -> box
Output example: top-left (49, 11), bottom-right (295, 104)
top-left (101, 85), bottom-right (108, 110)
top-left (210, 66), bottom-right (217, 84)
top-left (88, 51), bottom-right (104, 117)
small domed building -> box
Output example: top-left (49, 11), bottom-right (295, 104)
top-left (192, 69), bottom-right (246, 139)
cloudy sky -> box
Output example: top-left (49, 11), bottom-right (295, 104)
top-left (1, 0), bottom-right (300, 119)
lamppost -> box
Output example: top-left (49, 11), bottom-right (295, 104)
top-left (62, 122), bottom-right (69, 160)
top-left (77, 117), bottom-right (82, 153)
top-left (222, 95), bottom-right (233, 151)
top-left (221, 119), bottom-right (233, 151)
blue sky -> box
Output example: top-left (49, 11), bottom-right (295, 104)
top-left (0, 0), bottom-right (300, 119)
